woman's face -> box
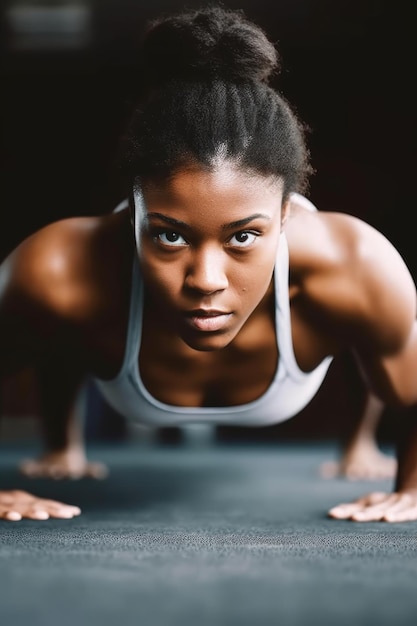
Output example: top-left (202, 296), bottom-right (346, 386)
top-left (136, 164), bottom-right (285, 351)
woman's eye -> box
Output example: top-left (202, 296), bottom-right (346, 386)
top-left (229, 231), bottom-right (258, 248)
top-left (156, 231), bottom-right (187, 246)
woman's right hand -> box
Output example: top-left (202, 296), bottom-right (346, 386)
top-left (0, 489), bottom-right (81, 521)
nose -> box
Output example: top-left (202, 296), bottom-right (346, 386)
top-left (184, 246), bottom-right (229, 295)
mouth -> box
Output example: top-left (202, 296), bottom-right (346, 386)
top-left (184, 309), bottom-right (233, 332)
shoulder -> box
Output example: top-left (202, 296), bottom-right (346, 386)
top-left (0, 209), bottom-right (133, 325)
top-left (285, 204), bottom-right (416, 354)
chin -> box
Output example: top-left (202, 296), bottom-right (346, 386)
top-left (181, 330), bottom-right (235, 352)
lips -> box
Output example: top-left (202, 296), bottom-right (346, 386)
top-left (184, 309), bottom-right (233, 332)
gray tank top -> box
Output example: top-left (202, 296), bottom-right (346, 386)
top-left (93, 194), bottom-right (333, 426)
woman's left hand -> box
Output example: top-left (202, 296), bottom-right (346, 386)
top-left (328, 490), bottom-right (417, 522)
top-left (19, 450), bottom-right (108, 480)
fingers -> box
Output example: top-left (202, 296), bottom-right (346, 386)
top-left (0, 503), bottom-right (81, 521)
top-left (384, 506), bottom-right (417, 522)
top-left (375, 494), bottom-right (417, 522)
top-left (2, 504), bottom-right (81, 521)
top-left (85, 462), bottom-right (109, 480)
top-left (348, 494), bottom-right (401, 522)
top-left (3, 511), bottom-right (23, 521)
top-left (41, 502), bottom-right (82, 519)
top-left (344, 458), bottom-right (397, 481)
top-left (319, 461), bottom-right (339, 479)
top-left (328, 492), bottom-right (388, 519)
top-left (19, 458), bottom-right (109, 480)
top-left (0, 489), bottom-right (81, 522)
top-left (320, 455), bottom-right (397, 481)
top-left (20, 459), bottom-right (68, 479)
top-left (329, 491), bottom-right (417, 522)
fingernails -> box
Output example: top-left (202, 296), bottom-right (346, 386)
top-left (5, 511), bottom-right (22, 521)
top-left (33, 511), bottom-right (49, 520)
top-left (329, 508), bottom-right (342, 515)
top-left (351, 513), bottom-right (370, 521)
top-left (57, 510), bottom-right (75, 518)
top-left (59, 507), bottom-right (81, 518)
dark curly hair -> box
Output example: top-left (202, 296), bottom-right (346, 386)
top-left (120, 4), bottom-right (313, 200)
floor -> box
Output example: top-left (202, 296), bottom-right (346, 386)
top-left (0, 441), bottom-right (416, 626)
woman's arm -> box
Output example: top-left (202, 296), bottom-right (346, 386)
top-left (321, 215), bottom-right (417, 521)
top-left (0, 227), bottom-right (95, 519)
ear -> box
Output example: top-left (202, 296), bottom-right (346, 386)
top-left (280, 199), bottom-right (291, 231)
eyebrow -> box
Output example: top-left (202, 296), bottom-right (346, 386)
top-left (146, 212), bottom-right (272, 231)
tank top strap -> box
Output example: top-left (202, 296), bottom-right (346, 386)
top-left (108, 196), bottom-right (143, 376)
top-left (117, 256), bottom-right (144, 376)
top-left (275, 232), bottom-right (308, 382)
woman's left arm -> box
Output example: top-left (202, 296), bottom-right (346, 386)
top-left (327, 218), bottom-right (417, 521)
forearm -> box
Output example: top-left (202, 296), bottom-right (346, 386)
top-left (343, 390), bottom-right (384, 449)
top-left (36, 360), bottom-right (87, 453)
top-left (394, 407), bottom-right (417, 494)
top-left (41, 392), bottom-right (86, 453)
top-left (20, 372), bottom-right (108, 480)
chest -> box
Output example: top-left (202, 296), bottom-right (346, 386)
top-left (139, 331), bottom-right (279, 407)
top-left (88, 281), bottom-right (334, 405)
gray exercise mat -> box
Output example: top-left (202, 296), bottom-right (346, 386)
top-left (0, 442), bottom-right (416, 626)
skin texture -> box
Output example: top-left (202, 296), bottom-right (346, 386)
top-left (1, 163), bottom-right (417, 521)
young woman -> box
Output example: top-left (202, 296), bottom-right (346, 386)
top-left (1, 5), bottom-right (417, 522)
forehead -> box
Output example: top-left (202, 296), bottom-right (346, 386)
top-left (137, 165), bottom-right (284, 215)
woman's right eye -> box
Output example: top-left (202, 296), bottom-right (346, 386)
top-left (155, 230), bottom-right (187, 246)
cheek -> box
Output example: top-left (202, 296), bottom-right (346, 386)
top-left (238, 250), bottom-right (277, 292)
top-left (139, 253), bottom-right (182, 298)
top-left (230, 267), bottom-right (274, 317)
top-left (240, 274), bottom-right (272, 305)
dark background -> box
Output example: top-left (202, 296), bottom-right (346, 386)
top-left (0, 0), bottom-right (415, 442)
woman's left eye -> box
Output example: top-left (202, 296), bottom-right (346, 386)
top-left (229, 231), bottom-right (259, 248)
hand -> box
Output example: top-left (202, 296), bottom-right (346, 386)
top-left (19, 449), bottom-right (108, 480)
top-left (320, 449), bottom-right (397, 481)
top-left (328, 491), bottom-right (417, 522)
top-left (0, 489), bottom-right (81, 521)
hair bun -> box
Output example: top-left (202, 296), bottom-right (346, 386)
top-left (140, 6), bottom-right (280, 87)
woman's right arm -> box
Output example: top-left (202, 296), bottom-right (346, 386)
top-left (0, 231), bottom-right (90, 519)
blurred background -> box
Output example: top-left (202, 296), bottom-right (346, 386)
top-left (0, 0), bottom-right (415, 446)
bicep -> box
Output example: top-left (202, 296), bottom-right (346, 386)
top-left (351, 252), bottom-right (417, 406)
top-left (327, 218), bottom-right (417, 406)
